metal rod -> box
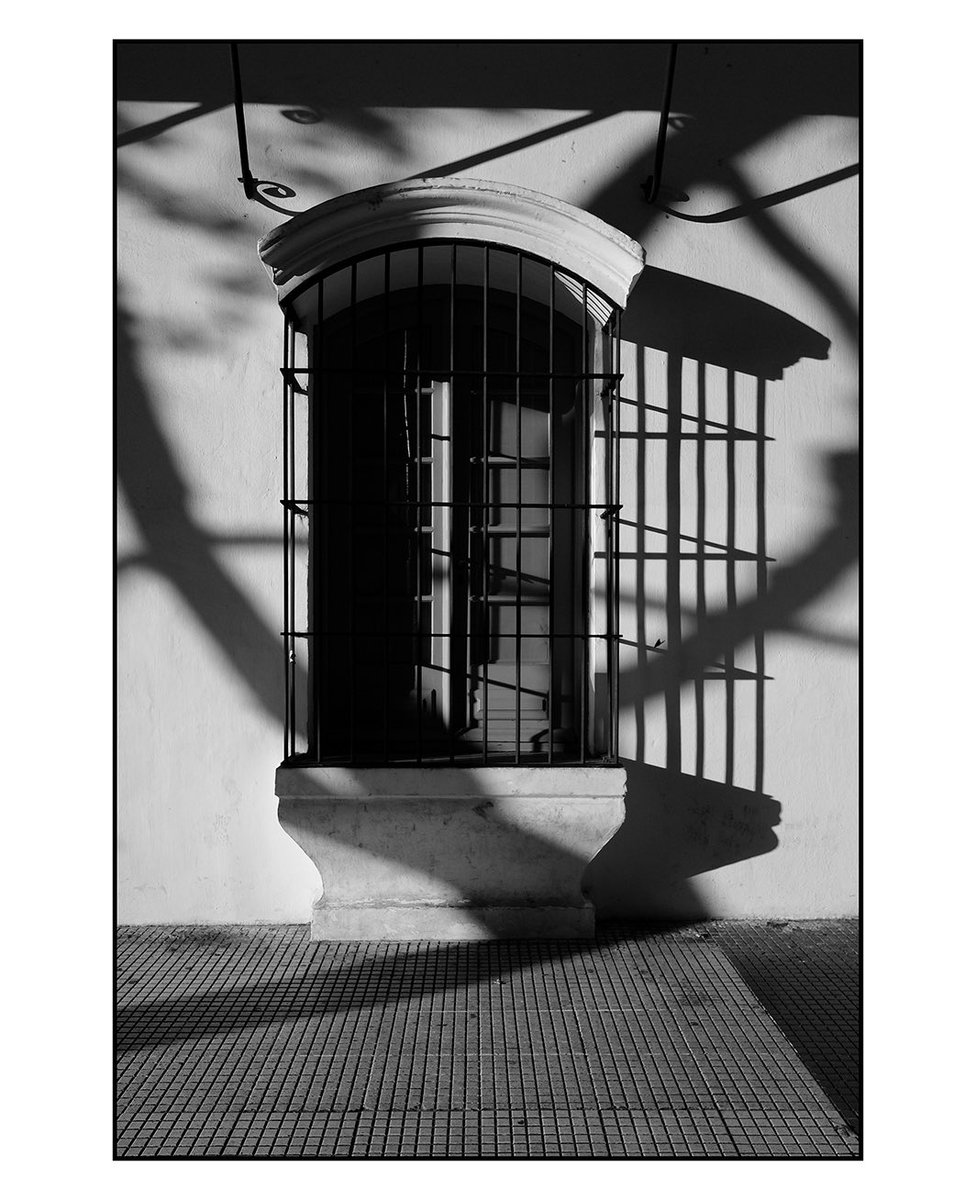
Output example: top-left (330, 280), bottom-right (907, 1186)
top-left (285, 631), bottom-right (611, 640)
top-left (230, 43), bottom-right (257, 201)
top-left (547, 263), bottom-right (555, 766)
top-left (229, 43), bottom-right (301, 216)
top-left (725, 369), bottom-right (737, 787)
top-left (288, 317), bottom-right (296, 758)
top-left (613, 314), bottom-right (622, 761)
top-left (289, 367), bottom-right (624, 381)
top-left (349, 261), bottom-right (357, 764)
top-left (314, 278), bottom-right (324, 760)
top-left (642, 42), bottom-right (679, 205)
top-left (383, 252), bottom-right (391, 764)
top-left (515, 251), bottom-right (523, 765)
top-left (605, 317), bottom-right (615, 761)
top-left (281, 309), bottom-right (290, 763)
top-left (416, 246), bottom-right (424, 764)
top-left (449, 243), bottom-right (457, 765)
top-left (482, 246), bottom-right (490, 764)
top-left (580, 281), bottom-right (589, 764)
top-left (285, 499), bottom-right (609, 510)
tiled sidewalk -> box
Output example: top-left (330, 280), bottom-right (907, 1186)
top-left (116, 921), bottom-right (859, 1159)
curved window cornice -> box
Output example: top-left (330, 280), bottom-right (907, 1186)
top-left (258, 177), bottom-right (646, 309)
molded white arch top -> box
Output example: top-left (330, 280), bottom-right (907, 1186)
top-left (259, 177), bottom-right (646, 310)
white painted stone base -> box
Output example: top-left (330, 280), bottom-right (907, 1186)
top-left (276, 767), bottom-right (626, 941)
top-left (311, 904), bottom-right (596, 940)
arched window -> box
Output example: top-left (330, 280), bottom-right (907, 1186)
top-left (262, 180), bottom-right (644, 767)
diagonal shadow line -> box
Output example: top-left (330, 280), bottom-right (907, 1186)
top-left (117, 306), bottom-right (602, 934)
top-left (657, 162), bottom-right (859, 224)
top-left (582, 113), bottom-right (858, 356)
top-left (723, 163), bottom-right (859, 344)
top-left (114, 51), bottom-right (860, 937)
top-left (116, 101), bottom-right (229, 148)
top-left (117, 532), bottom-right (308, 574)
top-left (618, 447), bottom-right (858, 705)
top-left (117, 303), bottom-right (305, 725)
top-left (114, 927), bottom-right (672, 1052)
top-left (415, 110), bottom-right (621, 179)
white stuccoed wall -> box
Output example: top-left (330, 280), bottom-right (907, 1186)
top-left (117, 43), bottom-right (858, 923)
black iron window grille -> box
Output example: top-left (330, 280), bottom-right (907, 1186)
top-left (280, 240), bottom-right (622, 766)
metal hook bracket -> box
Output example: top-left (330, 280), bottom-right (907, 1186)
top-left (231, 43), bottom-right (304, 217)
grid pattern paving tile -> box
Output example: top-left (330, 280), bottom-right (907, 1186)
top-left (116, 924), bottom-right (859, 1159)
top-left (707, 919), bottom-right (860, 1133)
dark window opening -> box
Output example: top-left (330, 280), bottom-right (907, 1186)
top-left (281, 241), bottom-right (621, 766)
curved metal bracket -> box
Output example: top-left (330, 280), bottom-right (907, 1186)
top-left (230, 43), bottom-right (304, 217)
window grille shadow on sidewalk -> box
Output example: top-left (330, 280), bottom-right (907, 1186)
top-left (116, 922), bottom-right (859, 1157)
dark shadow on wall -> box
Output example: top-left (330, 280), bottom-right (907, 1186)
top-left (117, 301), bottom-right (598, 938)
top-left (116, 39), bottom-right (858, 925)
top-left (623, 267), bottom-right (830, 380)
top-left (118, 273), bottom-right (854, 925)
top-left (587, 766), bottom-right (781, 919)
top-left (117, 303), bottom-right (303, 725)
top-left (581, 45), bottom-right (859, 361)
top-left (580, 43), bottom-right (858, 921)
top-left (587, 267), bottom-right (856, 919)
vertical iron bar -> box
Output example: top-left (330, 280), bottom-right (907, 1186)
top-left (416, 246), bottom-right (424, 763)
top-left (602, 312), bottom-right (609, 758)
top-left (580, 281), bottom-right (589, 764)
top-left (515, 252), bottom-right (523, 765)
top-left (282, 309), bottom-right (290, 762)
top-left (613, 312), bottom-right (622, 761)
top-left (464, 259), bottom-right (476, 762)
top-left (755, 377), bottom-right (767, 795)
top-left (603, 321), bottom-right (611, 759)
top-left (349, 261), bottom-right (357, 764)
top-left (288, 318), bottom-right (296, 758)
top-left (547, 264), bottom-right (555, 765)
top-left (482, 246), bottom-right (490, 764)
top-left (449, 243), bottom-right (457, 764)
top-left (383, 253), bottom-right (390, 763)
top-left (315, 279), bottom-right (323, 760)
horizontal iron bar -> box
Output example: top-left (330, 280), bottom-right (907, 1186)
top-left (473, 597), bottom-right (550, 606)
top-left (279, 368), bottom-right (308, 394)
top-left (280, 367), bottom-right (624, 381)
top-left (475, 526), bottom-right (548, 535)
top-left (470, 456), bottom-right (549, 466)
top-left (281, 499), bottom-right (619, 510)
top-left (281, 631), bottom-right (615, 639)
top-left (353, 594), bottom-right (436, 602)
top-left (283, 756), bottom-right (619, 768)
